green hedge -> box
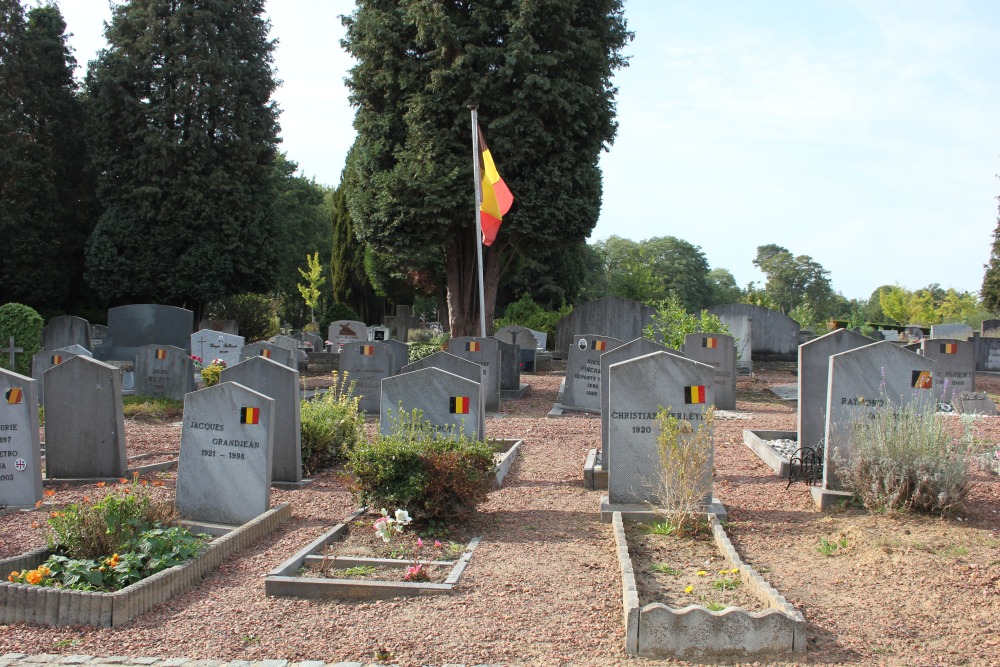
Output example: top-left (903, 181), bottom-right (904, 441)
top-left (0, 303), bottom-right (43, 376)
top-left (300, 376), bottom-right (365, 474)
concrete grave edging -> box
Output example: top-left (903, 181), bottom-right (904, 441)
top-left (492, 438), bottom-right (522, 488)
top-left (742, 429), bottom-right (798, 478)
top-left (612, 512), bottom-right (805, 658)
top-left (0, 503), bottom-right (291, 627)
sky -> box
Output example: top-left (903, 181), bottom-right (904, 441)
top-left (54, 0), bottom-right (1000, 302)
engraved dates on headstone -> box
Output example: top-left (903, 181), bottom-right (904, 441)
top-left (0, 368), bottom-right (43, 506)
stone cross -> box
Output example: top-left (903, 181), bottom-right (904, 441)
top-left (2, 337), bottom-right (23, 369)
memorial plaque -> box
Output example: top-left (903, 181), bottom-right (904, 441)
top-left (44, 356), bottom-right (127, 479)
top-left (684, 333), bottom-right (737, 410)
top-left (920, 338), bottom-right (975, 403)
top-left (824, 341), bottom-right (935, 490)
top-left (191, 329), bottom-right (245, 368)
top-left (797, 329), bottom-right (871, 452)
top-left (338, 340), bottom-right (393, 413)
top-left (0, 368), bottom-right (42, 507)
top-left (607, 352), bottom-right (715, 505)
top-left (241, 341), bottom-right (292, 369)
top-left (448, 337), bottom-right (502, 413)
top-left (176, 382), bottom-right (274, 525)
top-left (222, 356), bottom-right (301, 484)
top-left (328, 320), bottom-right (368, 351)
top-left (380, 367), bottom-right (483, 440)
top-left (562, 334), bottom-right (625, 412)
top-left (134, 344), bottom-right (195, 400)
top-left (402, 351), bottom-right (487, 436)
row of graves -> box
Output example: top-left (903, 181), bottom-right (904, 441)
top-left (743, 328), bottom-right (989, 510)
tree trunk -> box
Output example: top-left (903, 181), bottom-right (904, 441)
top-left (445, 230), bottom-right (503, 337)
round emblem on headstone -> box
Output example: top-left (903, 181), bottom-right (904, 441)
top-left (578, 338), bottom-right (588, 350)
top-left (14, 458), bottom-right (26, 471)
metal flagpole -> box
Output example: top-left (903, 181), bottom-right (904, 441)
top-left (469, 105), bottom-right (487, 338)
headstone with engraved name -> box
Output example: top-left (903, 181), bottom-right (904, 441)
top-left (134, 344), bottom-right (195, 400)
top-left (328, 320), bottom-right (368, 351)
top-left (606, 352), bottom-right (715, 506)
top-left (44, 356), bottom-right (127, 479)
top-left (0, 368), bottom-right (43, 507)
top-left (448, 337), bottom-right (502, 413)
top-left (241, 341), bottom-right (292, 369)
top-left (338, 340), bottom-right (393, 413)
top-left (495, 325), bottom-right (539, 372)
top-left (380, 367), bottom-right (483, 440)
top-left (42, 315), bottom-right (92, 352)
top-left (401, 351), bottom-right (486, 436)
top-left (684, 333), bottom-right (737, 410)
top-left (921, 338), bottom-right (974, 402)
top-left (562, 334), bottom-right (625, 413)
top-left (31, 349), bottom-right (84, 407)
top-left (176, 382), bottom-right (274, 524)
top-left (824, 341), bottom-right (935, 490)
top-left (797, 329), bottom-right (872, 452)
top-left (221, 356), bottom-right (301, 485)
top-left (191, 329), bottom-right (244, 368)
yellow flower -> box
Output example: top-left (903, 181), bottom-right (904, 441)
top-left (7, 571), bottom-right (19, 582)
top-left (38, 566), bottom-right (50, 576)
top-left (696, 570), bottom-right (707, 576)
top-left (731, 568), bottom-right (739, 574)
top-left (719, 569), bottom-right (728, 575)
top-left (684, 585), bottom-right (694, 593)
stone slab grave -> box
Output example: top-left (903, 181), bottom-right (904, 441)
top-left (44, 356), bottom-right (127, 480)
top-left (555, 297), bottom-right (655, 358)
top-left (920, 338), bottom-right (975, 403)
top-left (31, 349), bottom-right (84, 407)
top-left (769, 384), bottom-right (798, 401)
top-left (381, 366), bottom-right (484, 440)
top-left (401, 352), bottom-right (486, 437)
top-left (221, 355), bottom-right (306, 489)
top-left (338, 340), bottom-right (394, 413)
top-left (176, 382), bottom-right (275, 525)
top-left (41, 315), bottom-right (92, 352)
top-left (328, 320), bottom-right (368, 351)
top-left (269, 334), bottom-right (307, 370)
top-left (817, 341), bottom-right (935, 509)
top-left (447, 337), bottom-right (502, 413)
top-left (0, 368), bottom-right (43, 507)
top-left (384, 338), bottom-right (409, 376)
top-left (495, 325), bottom-right (539, 372)
top-left (601, 351), bottom-right (725, 522)
top-left (741, 429), bottom-right (798, 477)
top-left (951, 391), bottom-right (998, 416)
top-left (584, 338), bottom-right (680, 491)
top-left (133, 344), bottom-right (195, 401)
top-left (930, 323), bottom-right (973, 340)
top-left (241, 341), bottom-right (292, 369)
top-left (494, 338), bottom-right (528, 400)
top-left (96, 304), bottom-right (193, 363)
top-left (551, 334), bottom-right (624, 416)
top-left (191, 329), bottom-right (244, 368)
top-left (684, 333), bottom-right (737, 410)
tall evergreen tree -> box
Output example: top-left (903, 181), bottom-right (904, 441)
top-left (84, 0), bottom-right (280, 315)
top-left (342, 0), bottom-right (631, 335)
top-left (329, 183), bottom-right (380, 323)
top-left (981, 192), bottom-right (1000, 313)
top-left (0, 2), bottom-right (93, 314)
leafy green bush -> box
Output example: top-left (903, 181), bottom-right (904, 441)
top-left (654, 405), bottom-right (715, 537)
top-left (203, 293), bottom-right (279, 342)
top-left (842, 396), bottom-right (976, 515)
top-left (350, 410), bottom-right (495, 522)
top-left (0, 302), bottom-right (43, 376)
top-left (122, 396), bottom-right (184, 420)
top-left (493, 294), bottom-right (570, 349)
top-left (320, 302), bottom-right (361, 337)
top-left (406, 330), bottom-right (449, 363)
top-left (643, 294), bottom-right (731, 352)
top-left (300, 373), bottom-right (365, 474)
top-left (200, 362), bottom-right (224, 387)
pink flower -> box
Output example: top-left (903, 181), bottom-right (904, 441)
top-left (434, 540), bottom-right (442, 548)
top-left (417, 537), bottom-right (423, 548)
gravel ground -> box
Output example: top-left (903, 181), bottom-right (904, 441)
top-left (0, 368), bottom-right (998, 666)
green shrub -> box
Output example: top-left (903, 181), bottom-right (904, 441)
top-left (300, 373), bottom-right (365, 474)
top-left (200, 362), bottom-right (224, 387)
top-left (122, 396), bottom-right (184, 420)
top-left (0, 302), bottom-right (43, 376)
top-left (654, 405), bottom-right (715, 537)
top-left (643, 294), bottom-right (730, 352)
top-left (320, 302), bottom-right (361, 337)
top-left (203, 293), bottom-right (279, 342)
top-left (493, 294), bottom-right (570, 349)
top-left (350, 410), bottom-right (495, 522)
top-left (842, 396), bottom-right (976, 515)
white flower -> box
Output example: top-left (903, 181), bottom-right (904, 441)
top-left (394, 509), bottom-right (412, 525)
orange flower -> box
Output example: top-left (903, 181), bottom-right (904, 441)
top-left (118, 478), bottom-right (128, 484)
top-left (25, 570), bottom-right (42, 585)
top-left (82, 496), bottom-right (90, 503)
top-left (152, 481), bottom-right (164, 487)
top-left (140, 479), bottom-right (148, 485)
top-left (34, 500), bottom-right (43, 508)
top-left (43, 489), bottom-right (55, 497)
top-left (96, 482), bottom-right (106, 488)
top-left (121, 488), bottom-right (130, 494)
top-left (30, 521), bottom-right (39, 529)
top-left (7, 571), bottom-right (19, 582)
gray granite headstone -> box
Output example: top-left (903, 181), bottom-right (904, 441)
top-left (90, 325), bottom-right (108, 349)
top-left (824, 341), bottom-right (935, 490)
top-left (42, 316), bottom-right (92, 352)
top-left (384, 339), bottom-right (409, 376)
top-left (44, 356), bottom-right (127, 479)
top-left (555, 297), bottom-right (655, 356)
top-left (903, 326), bottom-right (925, 341)
top-left (338, 340), bottom-right (393, 413)
top-left (221, 356), bottom-right (301, 484)
top-left (921, 338), bottom-right (975, 402)
top-left (981, 319), bottom-right (1000, 338)
top-left (402, 351), bottom-right (486, 436)
top-left (495, 325), bottom-right (539, 371)
top-left (879, 329), bottom-right (900, 342)
top-left (725, 315), bottom-right (753, 374)
top-left (952, 391), bottom-right (998, 416)
top-left (930, 323), bottom-right (972, 340)
top-left (55, 344), bottom-right (93, 357)
top-left (191, 329), bottom-right (244, 368)
top-left (328, 320), bottom-right (368, 351)
top-left (134, 344), bottom-right (195, 400)
top-left (448, 337), bottom-right (502, 413)
top-left (797, 329), bottom-right (872, 452)
top-left (369, 326), bottom-right (390, 341)
top-left (380, 367), bottom-right (483, 440)
top-left (100, 304), bottom-right (193, 362)
top-left (562, 334), bottom-right (625, 412)
top-left (0, 368), bottom-right (43, 506)
top-left (292, 331), bottom-right (324, 352)
top-left (607, 352), bottom-right (715, 505)
top-left (600, 338), bottom-right (681, 467)
top-left (684, 333), bottom-right (737, 410)
top-left (31, 349), bottom-right (83, 407)
top-left (241, 341), bottom-right (292, 369)
top-left (493, 338), bottom-right (521, 391)
top-left (176, 382), bottom-right (274, 524)
top-left (269, 334), bottom-right (304, 369)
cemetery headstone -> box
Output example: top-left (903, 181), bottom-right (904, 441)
top-left (2, 337), bottom-right (24, 371)
top-left (41, 315), bottom-right (92, 352)
top-left (561, 334), bottom-right (625, 413)
top-left (606, 351), bottom-right (715, 506)
top-left (380, 367), bottom-right (483, 440)
top-left (55, 344), bottom-right (92, 357)
top-left (383, 305), bottom-right (418, 345)
top-left (824, 341), bottom-right (935, 490)
top-left (555, 297), bottom-right (655, 356)
top-left (292, 331), bottom-right (324, 353)
top-left (529, 329), bottom-right (547, 350)
top-left (328, 320), bottom-right (368, 351)
top-left (0, 368), bottom-right (43, 507)
top-left (981, 319), bottom-right (1000, 338)
top-left (797, 329), bottom-right (872, 453)
top-left (370, 326), bottom-right (390, 341)
top-left (99, 304), bottom-right (193, 362)
top-left (402, 351), bottom-right (487, 437)
top-left (191, 329), bottom-right (245, 369)
top-left (44, 356), bottom-right (127, 479)
top-left (31, 349), bottom-right (83, 407)
top-left (338, 340), bottom-right (393, 413)
top-left (90, 324), bottom-right (108, 348)
top-left (705, 304), bottom-right (800, 359)
top-left (930, 323), bottom-right (972, 340)
top-left (903, 325), bottom-right (925, 340)
top-left (221, 356), bottom-right (302, 485)
top-left (952, 391), bottom-right (998, 416)
top-left (176, 382), bottom-right (274, 524)
top-left (684, 333), bottom-right (737, 410)
top-left (134, 344), bottom-right (195, 400)
top-left (447, 337), bottom-right (502, 412)
top-left (921, 338), bottom-right (975, 402)
top-left (241, 341), bottom-right (292, 369)
top-left (493, 338), bottom-right (524, 397)
top-left (495, 325), bottom-right (539, 372)
top-left (384, 339), bottom-right (409, 376)
top-left (879, 329), bottom-right (900, 342)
